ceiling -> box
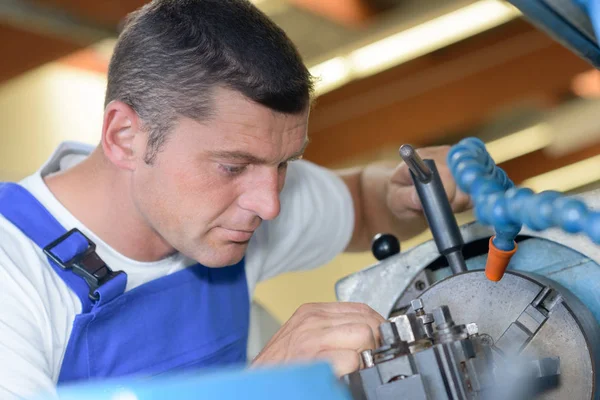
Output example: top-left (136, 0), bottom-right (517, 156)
top-left (0, 0), bottom-right (480, 84)
top-left (1, 0), bottom-right (599, 193)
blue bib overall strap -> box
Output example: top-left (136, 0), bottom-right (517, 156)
top-left (0, 183), bottom-right (126, 311)
top-left (0, 182), bottom-right (250, 383)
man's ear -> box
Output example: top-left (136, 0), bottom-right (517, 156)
top-left (101, 100), bottom-right (145, 170)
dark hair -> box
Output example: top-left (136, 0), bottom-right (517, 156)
top-left (105, 0), bottom-right (314, 163)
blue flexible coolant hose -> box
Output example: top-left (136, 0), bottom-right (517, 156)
top-left (448, 137), bottom-right (600, 250)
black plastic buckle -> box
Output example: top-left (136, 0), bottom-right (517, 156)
top-left (43, 228), bottom-right (122, 301)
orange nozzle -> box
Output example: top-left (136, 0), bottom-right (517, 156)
top-left (485, 237), bottom-right (517, 282)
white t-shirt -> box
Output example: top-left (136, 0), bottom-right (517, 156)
top-left (0, 142), bottom-right (354, 400)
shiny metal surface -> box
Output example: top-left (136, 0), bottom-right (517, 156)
top-left (419, 270), bottom-right (598, 399)
top-left (344, 295), bottom-right (565, 400)
top-left (399, 144), bottom-right (432, 183)
top-left (361, 350), bottom-right (375, 368)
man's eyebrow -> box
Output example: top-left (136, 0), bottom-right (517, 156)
top-left (208, 138), bottom-right (310, 164)
top-left (207, 151), bottom-right (268, 164)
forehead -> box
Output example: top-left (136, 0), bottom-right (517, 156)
top-left (205, 87), bottom-right (309, 150)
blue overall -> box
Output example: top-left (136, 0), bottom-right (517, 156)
top-left (0, 183), bottom-right (250, 383)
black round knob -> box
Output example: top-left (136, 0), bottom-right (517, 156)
top-left (371, 233), bottom-right (400, 261)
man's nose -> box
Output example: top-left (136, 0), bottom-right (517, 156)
top-left (239, 168), bottom-right (282, 221)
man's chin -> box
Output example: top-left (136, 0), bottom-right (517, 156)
top-left (195, 242), bottom-right (248, 267)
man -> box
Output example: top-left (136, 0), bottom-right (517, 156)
top-left (0, 0), bottom-right (470, 398)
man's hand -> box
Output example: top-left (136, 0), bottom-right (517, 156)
top-left (341, 144), bottom-right (473, 251)
top-left (251, 302), bottom-right (385, 376)
top-left (387, 145), bottom-right (472, 221)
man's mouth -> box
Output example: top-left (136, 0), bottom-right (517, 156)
top-left (220, 228), bottom-right (255, 243)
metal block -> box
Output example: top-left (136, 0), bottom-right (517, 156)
top-left (375, 375), bottom-right (428, 400)
top-left (390, 313), bottom-right (430, 346)
top-left (345, 366), bottom-right (383, 400)
top-left (376, 354), bottom-right (416, 384)
top-left (517, 305), bottom-right (547, 334)
top-left (390, 315), bottom-right (417, 343)
top-left (379, 322), bottom-right (400, 346)
top-left (529, 357), bottom-right (561, 378)
top-left (494, 322), bottom-right (531, 355)
top-left (413, 348), bottom-right (454, 399)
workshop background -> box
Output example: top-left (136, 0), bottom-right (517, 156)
top-left (1, 0), bottom-right (600, 325)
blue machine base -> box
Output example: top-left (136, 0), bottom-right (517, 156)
top-left (37, 362), bottom-right (352, 400)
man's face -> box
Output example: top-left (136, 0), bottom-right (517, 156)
top-left (130, 88), bottom-right (309, 266)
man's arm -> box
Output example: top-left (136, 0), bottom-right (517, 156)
top-left (337, 146), bottom-right (472, 252)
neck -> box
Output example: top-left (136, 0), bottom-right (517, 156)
top-left (44, 148), bottom-right (175, 262)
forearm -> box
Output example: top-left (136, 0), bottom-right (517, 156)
top-left (338, 162), bottom-right (427, 252)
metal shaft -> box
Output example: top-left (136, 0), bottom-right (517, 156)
top-left (399, 144), bottom-right (432, 183)
top-left (399, 145), bottom-right (467, 274)
top-left (445, 250), bottom-right (468, 275)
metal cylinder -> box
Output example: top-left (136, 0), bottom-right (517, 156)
top-left (361, 349), bottom-right (375, 368)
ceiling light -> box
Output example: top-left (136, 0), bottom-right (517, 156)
top-left (309, 57), bottom-right (353, 94)
top-left (521, 154), bottom-right (600, 192)
top-left (485, 123), bottom-right (553, 164)
top-left (310, 0), bottom-right (521, 95)
top-left (349, 0), bottom-right (519, 77)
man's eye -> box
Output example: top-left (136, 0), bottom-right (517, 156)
top-left (220, 164), bottom-right (247, 176)
top-left (278, 161), bottom-right (289, 170)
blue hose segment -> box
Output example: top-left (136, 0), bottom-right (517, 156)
top-left (448, 138), bottom-right (518, 251)
top-left (448, 137), bottom-right (600, 247)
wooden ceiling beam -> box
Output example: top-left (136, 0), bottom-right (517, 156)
top-left (304, 21), bottom-right (591, 167)
top-left (0, 23), bottom-right (82, 82)
top-left (499, 140), bottom-right (600, 184)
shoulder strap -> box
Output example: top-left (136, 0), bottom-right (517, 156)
top-left (0, 182), bottom-right (126, 312)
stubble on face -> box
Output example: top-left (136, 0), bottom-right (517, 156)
top-left (130, 88), bottom-right (310, 267)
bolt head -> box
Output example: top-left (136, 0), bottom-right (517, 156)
top-left (411, 298), bottom-right (424, 312)
top-left (466, 323), bottom-right (479, 336)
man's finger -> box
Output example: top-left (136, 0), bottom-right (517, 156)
top-left (316, 349), bottom-right (362, 377)
top-left (318, 323), bottom-right (378, 353)
top-left (292, 311), bottom-right (383, 344)
top-left (294, 302), bottom-right (385, 322)
top-left (289, 323), bottom-right (377, 362)
top-left (389, 167), bottom-right (462, 213)
top-left (390, 162), bottom-right (414, 187)
top-left (451, 190), bottom-right (472, 213)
